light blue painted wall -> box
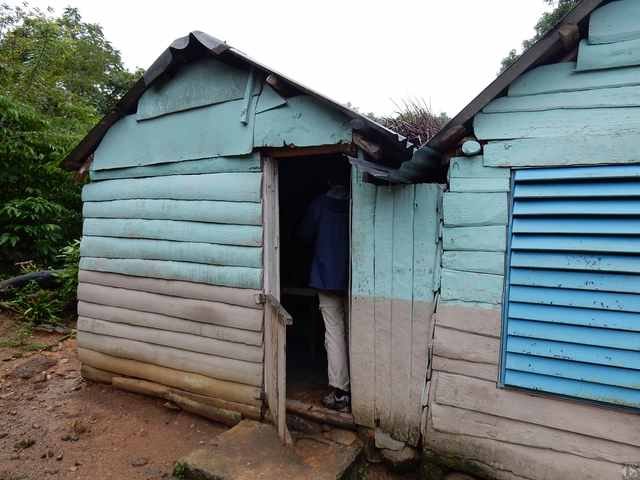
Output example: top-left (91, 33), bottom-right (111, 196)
top-left (136, 57), bottom-right (257, 120)
top-left (83, 54), bottom-right (355, 291)
top-left (467, 0), bottom-right (640, 412)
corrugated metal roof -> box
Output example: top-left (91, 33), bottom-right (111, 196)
top-left (62, 31), bottom-right (414, 171)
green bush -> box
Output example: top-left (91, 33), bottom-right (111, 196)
top-left (2, 239), bottom-right (80, 328)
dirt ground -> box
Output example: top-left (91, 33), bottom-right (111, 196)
top-left (0, 313), bottom-right (417, 480)
top-left (0, 314), bottom-right (225, 480)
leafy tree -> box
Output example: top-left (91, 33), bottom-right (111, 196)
top-left (0, 4), bottom-right (140, 270)
top-left (500, 0), bottom-right (580, 72)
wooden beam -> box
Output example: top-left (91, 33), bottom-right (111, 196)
top-left (260, 143), bottom-right (355, 159)
top-left (265, 74), bottom-right (297, 97)
top-left (286, 399), bottom-right (356, 430)
top-left (352, 132), bottom-right (383, 161)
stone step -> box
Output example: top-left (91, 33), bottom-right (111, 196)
top-left (177, 419), bottom-right (362, 480)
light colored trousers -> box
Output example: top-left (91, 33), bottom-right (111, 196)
top-left (318, 291), bottom-right (350, 391)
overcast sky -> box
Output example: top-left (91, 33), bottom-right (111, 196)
top-left (16, 0), bottom-right (548, 117)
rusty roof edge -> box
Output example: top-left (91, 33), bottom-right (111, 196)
top-left (61, 31), bottom-right (413, 171)
top-left (421, 0), bottom-right (606, 157)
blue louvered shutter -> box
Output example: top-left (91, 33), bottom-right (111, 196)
top-left (502, 164), bottom-right (640, 408)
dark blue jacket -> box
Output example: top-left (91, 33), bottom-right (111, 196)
top-left (298, 193), bottom-right (349, 292)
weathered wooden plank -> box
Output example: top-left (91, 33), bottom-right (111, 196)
top-left (506, 352), bottom-right (640, 390)
top-left (78, 332), bottom-right (262, 387)
top-left (78, 301), bottom-right (263, 346)
top-left (80, 257), bottom-right (262, 290)
top-left (136, 57), bottom-right (252, 120)
top-left (78, 348), bottom-right (262, 406)
top-left (442, 251), bottom-right (505, 275)
top-left (434, 371), bottom-right (640, 447)
top-left (90, 153), bottom-right (261, 181)
top-left (578, 37), bottom-right (640, 71)
top-left (82, 173), bottom-right (262, 202)
top-left (449, 156), bottom-right (510, 179)
top-left (390, 185), bottom-right (415, 441)
top-left (431, 356), bottom-right (498, 382)
top-left (111, 377), bottom-right (243, 426)
top-left (93, 100), bottom-right (256, 171)
top-left (449, 177), bottom-right (510, 193)
top-left (435, 300), bottom-right (501, 337)
top-left (515, 179), bottom-right (640, 200)
top-left (443, 226), bottom-right (507, 252)
top-left (78, 317), bottom-right (263, 363)
top-left (513, 198), bottom-right (640, 216)
top-left (84, 367), bottom-right (261, 420)
top-left (262, 155), bottom-right (291, 444)
top-left (83, 199), bottom-right (262, 226)
top-left (475, 107), bottom-right (640, 140)
top-left (485, 85), bottom-right (640, 113)
top-left (433, 326), bottom-right (500, 365)
top-left (83, 219), bottom-right (262, 247)
top-left (507, 317), bottom-right (640, 351)
top-left (440, 269), bottom-right (504, 304)
top-left (513, 217), bottom-right (640, 234)
top-left (430, 402), bottom-right (640, 466)
top-left (589, 0), bottom-right (640, 44)
top-left (505, 369), bottom-right (640, 409)
top-left (374, 186), bottom-right (394, 432)
top-left (509, 284), bottom-right (640, 313)
top-left (443, 192), bottom-right (508, 227)
top-left (254, 95), bottom-right (351, 148)
top-left (514, 163), bottom-right (640, 181)
top-left (485, 133), bottom-right (640, 167)
top-left (412, 185), bottom-right (440, 297)
top-left (78, 270), bottom-right (262, 309)
top-left (508, 301), bottom-right (640, 332)
top-left (81, 237), bottom-right (262, 268)
top-left (77, 283), bottom-right (263, 331)
top-left (256, 84), bottom-right (287, 114)
top-left (510, 266), bottom-right (640, 295)
top-left (349, 164), bottom-right (376, 428)
top-left (507, 336), bottom-right (640, 370)
top-left (408, 184), bottom-right (440, 444)
top-left (424, 421), bottom-right (623, 480)
top-left (508, 61), bottom-right (640, 97)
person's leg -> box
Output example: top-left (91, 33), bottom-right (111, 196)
top-left (318, 291), bottom-right (350, 410)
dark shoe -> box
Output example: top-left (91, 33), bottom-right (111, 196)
top-left (322, 389), bottom-right (351, 412)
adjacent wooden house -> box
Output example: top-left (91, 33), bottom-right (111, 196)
top-left (416, 0), bottom-right (640, 478)
top-left (62, 32), bottom-right (441, 446)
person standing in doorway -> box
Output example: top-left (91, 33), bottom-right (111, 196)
top-left (298, 175), bottom-right (350, 412)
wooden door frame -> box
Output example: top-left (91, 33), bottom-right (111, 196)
top-left (262, 154), bottom-right (292, 444)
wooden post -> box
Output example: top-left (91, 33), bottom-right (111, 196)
top-left (262, 155), bottom-right (292, 444)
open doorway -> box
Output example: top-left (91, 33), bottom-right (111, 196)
top-left (278, 154), bottom-right (351, 408)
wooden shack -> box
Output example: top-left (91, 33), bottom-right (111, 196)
top-left (63, 2), bottom-right (640, 474)
top-left (417, 0), bottom-right (640, 478)
top-left (62, 32), bottom-right (442, 446)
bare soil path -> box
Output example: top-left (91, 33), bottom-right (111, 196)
top-left (0, 314), bottom-right (224, 480)
top-left (0, 313), bottom-right (416, 480)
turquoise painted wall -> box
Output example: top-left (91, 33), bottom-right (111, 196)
top-left (84, 56), bottom-right (353, 290)
top-left (428, 3), bottom-right (640, 477)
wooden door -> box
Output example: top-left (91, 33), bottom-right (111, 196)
top-left (262, 155), bottom-right (292, 444)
